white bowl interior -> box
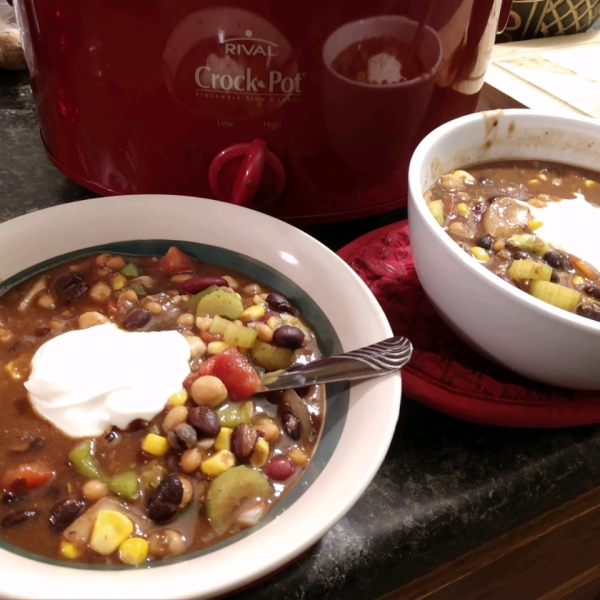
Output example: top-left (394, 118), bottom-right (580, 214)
top-left (0, 195), bottom-right (400, 599)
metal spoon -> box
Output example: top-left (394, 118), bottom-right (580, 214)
top-left (261, 335), bottom-right (412, 391)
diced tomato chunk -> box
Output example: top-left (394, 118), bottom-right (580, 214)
top-left (201, 347), bottom-right (260, 401)
top-left (157, 246), bottom-right (195, 274)
top-left (2, 462), bottom-right (54, 493)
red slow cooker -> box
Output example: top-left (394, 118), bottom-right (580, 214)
top-left (14, 0), bottom-right (511, 224)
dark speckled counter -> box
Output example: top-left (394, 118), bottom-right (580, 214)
top-left (3, 69), bottom-right (600, 600)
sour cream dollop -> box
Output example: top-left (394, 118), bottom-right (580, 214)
top-left (24, 323), bottom-right (191, 438)
top-left (527, 194), bottom-right (600, 272)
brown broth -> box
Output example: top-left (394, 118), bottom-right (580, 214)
top-left (426, 159), bottom-right (600, 322)
top-left (0, 250), bottom-right (324, 564)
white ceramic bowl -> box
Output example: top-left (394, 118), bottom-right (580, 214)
top-left (0, 195), bottom-right (400, 599)
top-left (407, 109), bottom-right (600, 390)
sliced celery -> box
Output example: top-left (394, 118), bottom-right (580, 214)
top-left (507, 258), bottom-right (552, 281)
top-left (186, 284), bottom-right (220, 312)
top-left (250, 340), bottom-right (294, 371)
top-left (427, 199), bottom-right (445, 227)
top-left (206, 466), bottom-right (272, 532)
top-left (223, 322), bottom-right (258, 349)
top-left (209, 314), bottom-right (230, 336)
top-left (196, 290), bottom-right (243, 319)
top-left (530, 280), bottom-right (581, 312)
top-left (507, 234), bottom-right (549, 255)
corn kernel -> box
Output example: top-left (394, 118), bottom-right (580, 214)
top-left (528, 179), bottom-right (539, 185)
top-left (4, 361), bottom-right (24, 381)
top-left (250, 438), bottom-right (270, 468)
top-left (111, 273), bottom-right (127, 291)
top-left (89, 510), bottom-right (134, 555)
top-left (200, 449), bottom-right (235, 477)
top-left (142, 433), bottom-right (169, 456)
top-left (240, 305), bottom-right (265, 322)
top-left (168, 389), bottom-right (188, 407)
top-left (584, 179), bottom-right (596, 187)
top-left (538, 173), bottom-right (548, 181)
top-left (572, 275), bottom-right (585, 287)
top-left (207, 341), bottom-right (231, 355)
top-left (470, 247), bottom-right (490, 261)
top-left (528, 219), bottom-right (544, 231)
top-left (119, 537), bottom-right (149, 565)
top-left (214, 427), bottom-right (232, 452)
top-left (60, 540), bottom-right (82, 559)
top-left (456, 203), bottom-right (471, 217)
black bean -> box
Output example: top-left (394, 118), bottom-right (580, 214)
top-left (2, 509), bottom-right (36, 528)
top-left (35, 327), bottom-right (51, 337)
top-left (180, 276), bottom-right (228, 295)
top-left (147, 474), bottom-right (183, 523)
top-left (167, 424), bottom-right (197, 450)
top-left (544, 250), bottom-right (573, 271)
top-left (266, 293), bottom-right (295, 315)
top-left (187, 406), bottom-right (221, 438)
top-left (231, 424), bottom-right (258, 459)
top-left (122, 308), bottom-right (151, 331)
top-left (583, 283), bottom-right (600, 301)
top-left (48, 498), bottom-right (86, 533)
top-left (272, 325), bottom-right (304, 349)
top-left (577, 304), bottom-right (600, 322)
top-left (282, 411), bottom-right (301, 440)
top-left (54, 271), bottom-right (88, 303)
top-left (475, 234), bottom-right (493, 250)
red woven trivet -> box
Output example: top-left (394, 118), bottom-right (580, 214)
top-left (338, 220), bottom-right (600, 428)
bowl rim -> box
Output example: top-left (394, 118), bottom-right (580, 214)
top-left (408, 108), bottom-right (600, 337)
top-left (0, 194), bottom-right (401, 600)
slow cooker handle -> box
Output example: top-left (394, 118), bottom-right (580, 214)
top-left (209, 139), bottom-right (286, 207)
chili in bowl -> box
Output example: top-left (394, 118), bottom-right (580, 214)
top-left (408, 109), bottom-right (600, 390)
top-left (0, 196), bottom-right (399, 599)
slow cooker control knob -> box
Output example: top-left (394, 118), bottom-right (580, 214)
top-left (208, 139), bottom-right (286, 207)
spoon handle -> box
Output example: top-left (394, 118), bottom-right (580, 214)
top-left (261, 335), bottom-right (412, 391)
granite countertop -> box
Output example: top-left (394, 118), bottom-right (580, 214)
top-left (3, 70), bottom-right (600, 600)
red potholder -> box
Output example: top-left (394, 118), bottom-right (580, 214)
top-left (337, 220), bottom-right (600, 428)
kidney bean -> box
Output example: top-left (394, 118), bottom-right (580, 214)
top-left (181, 276), bottom-right (228, 295)
top-left (266, 293), bottom-right (295, 314)
top-left (54, 272), bottom-right (88, 303)
top-left (264, 456), bottom-right (294, 482)
top-left (187, 406), bottom-right (221, 438)
top-left (272, 325), bottom-right (304, 349)
top-left (2, 509), bottom-right (36, 528)
top-left (231, 424), bottom-right (258, 459)
top-left (122, 308), bottom-right (151, 330)
top-left (48, 498), bottom-right (86, 533)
